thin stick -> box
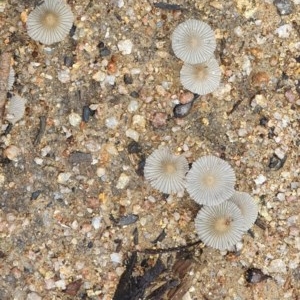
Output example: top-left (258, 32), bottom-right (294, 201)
top-left (0, 52), bottom-right (11, 125)
top-left (139, 239), bottom-right (202, 254)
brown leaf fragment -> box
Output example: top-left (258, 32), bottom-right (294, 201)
top-left (0, 52), bottom-right (11, 124)
top-left (63, 279), bottom-right (83, 296)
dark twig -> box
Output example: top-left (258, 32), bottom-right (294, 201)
top-left (153, 2), bottom-right (185, 10)
top-left (139, 239), bottom-right (202, 254)
top-left (34, 116), bottom-right (46, 145)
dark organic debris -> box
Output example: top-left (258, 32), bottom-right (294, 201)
top-left (259, 116), bottom-right (268, 126)
top-left (136, 157), bottom-right (146, 177)
top-left (153, 2), bottom-right (184, 10)
top-left (33, 116), bottom-right (46, 145)
top-left (228, 99), bottom-right (243, 115)
top-left (140, 239), bottom-right (202, 254)
top-left (111, 214), bottom-right (139, 226)
top-left (151, 229), bottom-right (166, 244)
top-left (167, 253), bottom-right (195, 300)
top-left (64, 55), bottom-right (74, 67)
top-left (0, 250), bottom-right (6, 258)
top-left (133, 227), bottom-right (139, 245)
top-left (146, 279), bottom-right (180, 300)
top-left (69, 151), bottom-right (92, 164)
top-left (268, 153), bottom-right (287, 170)
top-left (255, 216), bottom-right (268, 231)
top-left (98, 42), bottom-right (111, 57)
top-left (127, 140), bottom-right (142, 154)
top-left (82, 105), bottom-right (95, 123)
top-left (69, 24), bottom-right (76, 37)
top-left (2, 123), bottom-right (13, 136)
top-left (245, 268), bottom-right (272, 284)
top-left (124, 73), bottom-right (133, 85)
top-left (113, 252), bottom-right (165, 300)
top-left (268, 126), bottom-right (276, 139)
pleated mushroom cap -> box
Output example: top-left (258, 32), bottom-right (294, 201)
top-left (195, 201), bottom-right (246, 250)
top-left (180, 57), bottom-right (221, 95)
top-left (186, 155), bottom-right (236, 206)
top-left (228, 191), bottom-right (258, 230)
top-left (144, 147), bottom-right (189, 194)
top-left (171, 19), bottom-right (216, 64)
top-left (6, 94), bottom-right (27, 124)
top-left (27, 0), bottom-right (74, 45)
top-left (7, 67), bottom-right (15, 90)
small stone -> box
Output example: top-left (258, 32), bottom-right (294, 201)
top-left (251, 94), bottom-right (267, 108)
top-left (276, 192), bottom-right (285, 201)
top-left (3, 145), bottom-right (21, 160)
top-left (116, 173), bottom-right (130, 189)
top-left (57, 69), bottom-right (70, 83)
top-left (55, 279), bottom-right (66, 289)
top-left (92, 216), bottom-right (102, 229)
top-left (179, 91), bottom-right (194, 104)
top-left (34, 157), bottom-right (43, 165)
top-left (274, 0), bottom-right (294, 15)
top-left (238, 128), bottom-right (247, 137)
top-left (151, 112), bottom-right (168, 128)
top-left (110, 253), bottom-right (122, 264)
top-left (274, 148), bottom-right (285, 159)
top-left (92, 70), bottom-right (106, 82)
top-left (275, 24), bottom-right (293, 38)
top-left (117, 39), bottom-right (133, 55)
top-left (284, 89), bottom-right (296, 103)
top-left (127, 99), bottom-right (139, 112)
top-left (68, 112), bottom-right (81, 127)
top-left (254, 174), bottom-right (267, 185)
top-left (0, 174), bottom-right (5, 186)
top-left (118, 85), bottom-right (128, 95)
top-left (26, 292), bottom-right (42, 300)
top-left (130, 91), bottom-right (139, 98)
top-left (251, 71), bottom-right (270, 86)
top-left (268, 259), bottom-right (287, 273)
top-left (126, 128), bottom-right (139, 141)
top-left (105, 75), bottom-right (116, 85)
top-left (99, 46), bottom-right (111, 57)
top-left (96, 168), bottom-right (106, 177)
top-left (132, 115), bottom-right (146, 128)
top-left (57, 172), bottom-right (71, 184)
top-left (105, 116), bottom-right (119, 129)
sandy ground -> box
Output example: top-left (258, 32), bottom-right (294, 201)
top-left (0, 0), bottom-right (299, 299)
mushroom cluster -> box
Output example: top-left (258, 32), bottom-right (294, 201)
top-left (171, 19), bottom-right (221, 95)
top-left (144, 148), bottom-right (258, 251)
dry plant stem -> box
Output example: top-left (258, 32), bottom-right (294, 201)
top-left (0, 52), bottom-right (11, 125)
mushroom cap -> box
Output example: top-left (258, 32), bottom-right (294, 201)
top-left (186, 155), bottom-right (236, 206)
top-left (7, 67), bottom-right (15, 90)
top-left (171, 19), bottom-right (216, 64)
top-left (228, 191), bottom-right (258, 230)
top-left (6, 94), bottom-right (27, 124)
top-left (27, 0), bottom-right (74, 45)
top-left (180, 57), bottom-right (221, 95)
top-left (195, 201), bottom-right (246, 250)
top-left (144, 147), bottom-right (189, 194)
